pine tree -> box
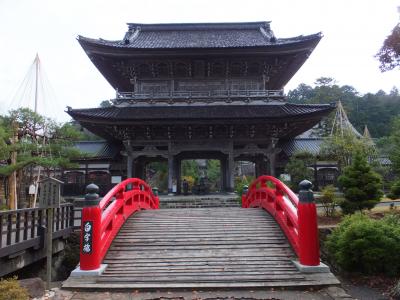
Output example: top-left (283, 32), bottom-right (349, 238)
top-left (0, 108), bottom-right (83, 208)
top-left (338, 151), bottom-right (383, 214)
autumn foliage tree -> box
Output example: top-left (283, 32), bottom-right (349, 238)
top-left (376, 23), bottom-right (400, 72)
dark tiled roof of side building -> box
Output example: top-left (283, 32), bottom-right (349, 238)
top-left (74, 141), bottom-right (120, 160)
top-left (280, 138), bottom-right (323, 156)
top-left (78, 21), bottom-right (322, 49)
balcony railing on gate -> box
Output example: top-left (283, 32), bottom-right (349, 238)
top-left (114, 89), bottom-right (284, 103)
top-left (0, 203), bottom-right (74, 258)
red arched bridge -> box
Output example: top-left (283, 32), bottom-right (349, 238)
top-left (64, 176), bottom-right (338, 289)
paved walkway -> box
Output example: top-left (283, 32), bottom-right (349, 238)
top-left (52, 287), bottom-right (353, 300)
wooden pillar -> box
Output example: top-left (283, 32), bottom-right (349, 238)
top-left (133, 158), bottom-right (145, 179)
top-left (176, 159), bottom-right (182, 195)
top-left (255, 158), bottom-right (261, 178)
top-left (220, 158), bottom-right (226, 192)
top-left (126, 155), bottom-right (133, 179)
top-left (168, 155), bottom-right (175, 194)
top-left (268, 153), bottom-right (276, 177)
top-left (8, 122), bottom-right (18, 209)
top-left (227, 152), bottom-right (235, 192)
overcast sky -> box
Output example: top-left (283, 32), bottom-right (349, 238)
top-left (0, 0), bottom-right (399, 122)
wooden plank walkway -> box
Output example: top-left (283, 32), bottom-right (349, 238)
top-left (64, 207), bottom-right (339, 289)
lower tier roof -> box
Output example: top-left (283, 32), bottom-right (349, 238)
top-left (67, 103), bottom-right (334, 142)
top-left (67, 103), bottom-right (334, 123)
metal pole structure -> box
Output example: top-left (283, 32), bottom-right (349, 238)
top-left (46, 207), bottom-right (53, 290)
top-left (34, 54), bottom-right (40, 114)
top-left (33, 125), bottom-right (46, 208)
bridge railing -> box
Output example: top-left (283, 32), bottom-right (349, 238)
top-left (79, 178), bottom-right (159, 271)
top-left (0, 203), bottom-right (74, 258)
top-left (242, 176), bottom-right (320, 266)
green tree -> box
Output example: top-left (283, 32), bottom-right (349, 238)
top-left (99, 100), bottom-right (112, 107)
top-left (0, 108), bottom-right (83, 208)
top-left (284, 151), bottom-right (314, 192)
top-left (338, 151), bottom-right (383, 214)
top-left (206, 160), bottom-right (220, 191)
top-left (387, 116), bottom-right (400, 175)
top-left (319, 185), bottom-right (342, 217)
top-left (320, 130), bottom-right (375, 168)
top-left (288, 78), bottom-right (400, 137)
top-left (181, 160), bottom-right (200, 181)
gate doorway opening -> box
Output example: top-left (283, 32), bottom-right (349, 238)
top-left (181, 159), bottom-right (221, 195)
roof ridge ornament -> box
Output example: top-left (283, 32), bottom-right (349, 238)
top-left (123, 27), bottom-right (141, 45)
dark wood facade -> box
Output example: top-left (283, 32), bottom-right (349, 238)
top-left (68, 22), bottom-right (334, 193)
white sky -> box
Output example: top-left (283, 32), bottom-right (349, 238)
top-left (0, 0), bottom-right (399, 122)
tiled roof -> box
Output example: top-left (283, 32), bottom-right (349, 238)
top-left (78, 22), bottom-right (321, 49)
top-left (378, 157), bottom-right (392, 165)
top-left (281, 138), bottom-right (393, 167)
top-left (74, 141), bottom-right (119, 159)
top-left (67, 103), bottom-right (334, 122)
top-left (280, 138), bottom-right (323, 156)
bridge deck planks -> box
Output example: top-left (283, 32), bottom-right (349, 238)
top-left (64, 207), bottom-right (339, 289)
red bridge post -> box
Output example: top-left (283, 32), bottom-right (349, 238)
top-left (297, 180), bottom-right (320, 266)
top-left (80, 183), bottom-right (102, 271)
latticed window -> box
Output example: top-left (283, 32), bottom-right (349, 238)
top-left (175, 63), bottom-right (188, 77)
top-left (88, 171), bottom-right (111, 185)
top-left (248, 62), bottom-right (260, 76)
top-left (156, 63), bottom-right (169, 77)
top-left (211, 62), bottom-right (224, 77)
top-left (138, 64), bottom-right (152, 77)
top-left (230, 62), bottom-right (242, 76)
top-left (65, 172), bottom-right (85, 184)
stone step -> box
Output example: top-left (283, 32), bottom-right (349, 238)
top-left (159, 195), bottom-right (240, 208)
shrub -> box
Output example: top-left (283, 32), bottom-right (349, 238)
top-left (0, 277), bottom-right (29, 300)
top-left (181, 175), bottom-right (195, 191)
top-left (235, 176), bottom-right (254, 195)
top-left (338, 151), bottom-right (383, 214)
top-left (326, 213), bottom-right (400, 276)
top-left (319, 185), bottom-right (342, 217)
top-left (388, 179), bottom-right (400, 199)
top-left (284, 152), bottom-right (314, 192)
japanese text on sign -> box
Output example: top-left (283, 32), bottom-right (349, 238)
top-left (82, 221), bottom-right (93, 254)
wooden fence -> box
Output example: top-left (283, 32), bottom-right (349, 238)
top-left (0, 203), bottom-right (74, 259)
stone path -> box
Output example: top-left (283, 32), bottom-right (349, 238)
top-left (51, 287), bottom-right (353, 300)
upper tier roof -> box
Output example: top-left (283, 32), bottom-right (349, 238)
top-left (78, 21), bottom-right (321, 50)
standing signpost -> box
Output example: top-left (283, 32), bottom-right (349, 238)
top-left (38, 177), bottom-right (63, 290)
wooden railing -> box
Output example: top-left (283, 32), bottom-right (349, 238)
top-left (242, 176), bottom-right (320, 266)
top-left (79, 178), bottom-right (159, 271)
top-left (114, 89), bottom-right (284, 103)
top-left (0, 203), bottom-right (74, 258)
